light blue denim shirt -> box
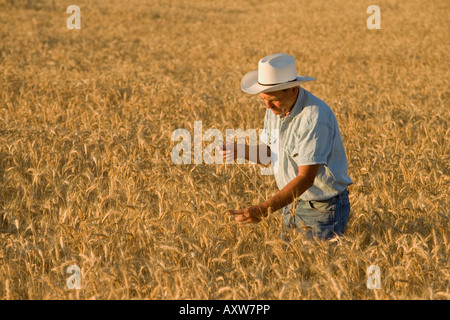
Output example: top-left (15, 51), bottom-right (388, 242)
top-left (260, 86), bottom-right (353, 201)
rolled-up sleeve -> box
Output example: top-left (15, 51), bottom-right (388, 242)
top-left (294, 122), bottom-right (334, 166)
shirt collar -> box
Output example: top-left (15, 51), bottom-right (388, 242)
top-left (280, 86), bottom-right (305, 120)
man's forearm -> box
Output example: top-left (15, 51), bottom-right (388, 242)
top-left (235, 144), bottom-right (270, 164)
top-left (260, 174), bottom-right (315, 213)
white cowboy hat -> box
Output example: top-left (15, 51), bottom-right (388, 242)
top-left (241, 53), bottom-right (315, 94)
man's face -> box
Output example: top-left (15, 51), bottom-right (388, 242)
top-left (259, 87), bottom-right (298, 116)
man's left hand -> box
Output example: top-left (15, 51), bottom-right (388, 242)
top-left (226, 204), bottom-right (268, 225)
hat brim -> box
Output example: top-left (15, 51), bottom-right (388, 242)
top-left (240, 70), bottom-right (315, 94)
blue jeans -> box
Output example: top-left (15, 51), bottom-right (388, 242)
top-left (281, 189), bottom-right (351, 241)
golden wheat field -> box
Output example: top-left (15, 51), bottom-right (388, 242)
top-left (0, 0), bottom-right (449, 301)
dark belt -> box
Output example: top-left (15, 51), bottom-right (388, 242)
top-left (310, 189), bottom-right (349, 203)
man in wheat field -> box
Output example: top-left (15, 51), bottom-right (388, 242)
top-left (218, 53), bottom-right (353, 241)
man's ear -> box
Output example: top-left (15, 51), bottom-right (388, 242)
top-left (286, 86), bottom-right (298, 96)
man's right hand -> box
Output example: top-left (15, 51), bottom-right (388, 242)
top-left (216, 143), bottom-right (237, 163)
top-left (216, 143), bottom-right (271, 164)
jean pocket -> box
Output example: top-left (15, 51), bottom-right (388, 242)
top-left (296, 207), bottom-right (335, 236)
top-left (307, 200), bottom-right (337, 213)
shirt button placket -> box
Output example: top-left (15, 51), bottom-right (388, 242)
top-left (280, 117), bottom-right (291, 147)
